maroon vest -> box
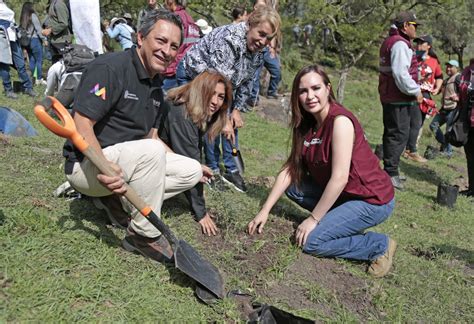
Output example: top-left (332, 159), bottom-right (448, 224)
top-left (302, 103), bottom-right (394, 205)
top-left (379, 28), bottom-right (418, 104)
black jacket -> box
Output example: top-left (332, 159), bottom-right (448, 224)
top-left (158, 102), bottom-right (206, 220)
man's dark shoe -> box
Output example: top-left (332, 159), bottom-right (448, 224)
top-left (23, 88), bottom-right (37, 97)
top-left (122, 227), bottom-right (174, 263)
top-left (459, 189), bottom-right (473, 197)
top-left (92, 195), bottom-right (130, 229)
top-left (390, 176), bottom-right (404, 191)
top-left (266, 93), bottom-right (279, 99)
top-left (5, 91), bottom-right (18, 99)
top-left (222, 171), bottom-right (247, 193)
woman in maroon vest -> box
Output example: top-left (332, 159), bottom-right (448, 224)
top-left (248, 65), bottom-right (397, 277)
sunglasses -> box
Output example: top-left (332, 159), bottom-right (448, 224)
top-left (407, 22), bottom-right (418, 29)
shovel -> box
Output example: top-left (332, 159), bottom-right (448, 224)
top-left (229, 140), bottom-right (245, 175)
top-left (34, 96), bottom-right (225, 299)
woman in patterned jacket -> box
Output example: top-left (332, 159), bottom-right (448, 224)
top-left (176, 6), bottom-right (281, 194)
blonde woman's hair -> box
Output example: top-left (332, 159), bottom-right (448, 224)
top-left (166, 71), bottom-right (232, 140)
top-left (247, 5), bottom-right (281, 37)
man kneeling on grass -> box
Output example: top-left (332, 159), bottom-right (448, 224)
top-left (62, 10), bottom-right (204, 263)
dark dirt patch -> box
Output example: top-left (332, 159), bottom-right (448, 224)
top-left (198, 216), bottom-right (378, 320)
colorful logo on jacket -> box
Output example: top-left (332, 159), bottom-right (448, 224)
top-left (90, 83), bottom-right (106, 100)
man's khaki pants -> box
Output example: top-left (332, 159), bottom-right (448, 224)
top-left (66, 139), bottom-right (202, 238)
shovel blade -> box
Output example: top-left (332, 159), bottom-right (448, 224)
top-left (174, 240), bottom-right (225, 299)
top-left (232, 150), bottom-right (245, 175)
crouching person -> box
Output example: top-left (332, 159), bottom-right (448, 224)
top-left (158, 71), bottom-right (233, 236)
top-left (62, 10), bottom-right (202, 263)
top-left (248, 65), bottom-right (396, 277)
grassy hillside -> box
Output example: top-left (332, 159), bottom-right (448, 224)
top-left (1, 69), bottom-right (473, 322)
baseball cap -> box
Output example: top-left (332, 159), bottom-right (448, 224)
top-left (394, 11), bottom-right (420, 25)
top-left (414, 35), bottom-right (433, 45)
top-left (123, 13), bottom-right (132, 19)
top-left (446, 60), bottom-right (459, 67)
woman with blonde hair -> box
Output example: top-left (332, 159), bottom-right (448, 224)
top-left (176, 5), bottom-right (281, 193)
top-left (159, 70), bottom-right (233, 235)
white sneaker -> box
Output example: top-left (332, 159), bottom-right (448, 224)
top-left (35, 79), bottom-right (47, 86)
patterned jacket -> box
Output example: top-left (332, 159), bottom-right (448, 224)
top-left (181, 22), bottom-right (263, 111)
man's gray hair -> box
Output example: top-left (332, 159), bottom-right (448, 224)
top-left (139, 9), bottom-right (183, 45)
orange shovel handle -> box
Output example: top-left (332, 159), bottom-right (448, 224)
top-left (33, 97), bottom-right (89, 152)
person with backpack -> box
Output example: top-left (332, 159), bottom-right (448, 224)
top-left (457, 59), bottom-right (474, 197)
top-left (42, 0), bottom-right (72, 63)
top-left (0, 0), bottom-right (36, 99)
top-left (162, 0), bottom-right (200, 91)
top-left (105, 17), bottom-right (135, 50)
top-left (429, 60), bottom-right (461, 158)
top-left (19, 2), bottom-right (47, 85)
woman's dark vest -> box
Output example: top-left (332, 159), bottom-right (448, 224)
top-left (302, 103), bottom-right (394, 205)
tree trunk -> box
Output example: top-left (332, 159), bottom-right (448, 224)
top-left (337, 67), bottom-right (350, 104)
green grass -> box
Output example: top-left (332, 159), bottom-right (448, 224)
top-left (1, 72), bottom-right (473, 322)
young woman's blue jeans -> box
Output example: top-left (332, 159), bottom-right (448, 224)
top-left (0, 40), bottom-right (33, 92)
top-left (248, 47), bottom-right (281, 102)
top-left (285, 176), bottom-right (395, 261)
top-left (429, 109), bottom-right (456, 154)
top-left (27, 37), bottom-right (43, 80)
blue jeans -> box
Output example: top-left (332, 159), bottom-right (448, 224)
top-left (27, 37), bottom-right (43, 80)
top-left (0, 40), bottom-right (33, 92)
top-left (203, 130), bottom-right (239, 173)
top-left (285, 176), bottom-right (394, 261)
top-left (162, 75), bottom-right (178, 92)
top-left (429, 109), bottom-right (456, 153)
top-left (249, 47), bottom-right (281, 102)
top-left (176, 60), bottom-right (191, 86)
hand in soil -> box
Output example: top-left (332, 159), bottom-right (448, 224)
top-left (247, 211), bottom-right (269, 234)
top-left (296, 217), bottom-right (318, 247)
top-left (199, 213), bottom-right (218, 236)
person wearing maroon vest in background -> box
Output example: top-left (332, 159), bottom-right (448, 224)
top-left (162, 0), bottom-right (200, 91)
top-left (458, 58), bottom-right (474, 197)
top-left (248, 65), bottom-right (397, 278)
top-left (378, 11), bottom-right (423, 191)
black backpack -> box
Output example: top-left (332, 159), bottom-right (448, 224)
top-left (61, 44), bottom-right (96, 73)
top-left (17, 26), bottom-right (32, 47)
top-left (445, 68), bottom-right (474, 147)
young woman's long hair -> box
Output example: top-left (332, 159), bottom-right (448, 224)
top-left (20, 2), bottom-right (35, 29)
top-left (166, 71), bottom-right (232, 140)
top-left (283, 64), bottom-right (337, 185)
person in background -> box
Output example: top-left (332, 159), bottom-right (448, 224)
top-left (195, 18), bottom-right (212, 38)
top-left (176, 6), bottom-right (281, 193)
top-left (403, 35), bottom-right (443, 163)
top-left (123, 13), bottom-right (136, 32)
top-left (246, 1), bottom-right (281, 110)
top-left (429, 59), bottom-right (461, 158)
top-left (137, 0), bottom-right (159, 30)
top-left (105, 17), bottom-right (135, 50)
top-left (0, 0), bottom-right (36, 99)
top-left (20, 2), bottom-right (47, 85)
top-left (292, 23), bottom-right (301, 44)
top-left (42, 0), bottom-right (72, 63)
top-left (159, 71), bottom-right (232, 235)
top-left (458, 58), bottom-right (474, 197)
top-left (248, 65), bottom-right (396, 278)
top-left (162, 0), bottom-right (200, 91)
top-left (231, 7), bottom-right (248, 24)
top-left (303, 23), bottom-right (313, 47)
top-left (378, 11), bottom-right (423, 191)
